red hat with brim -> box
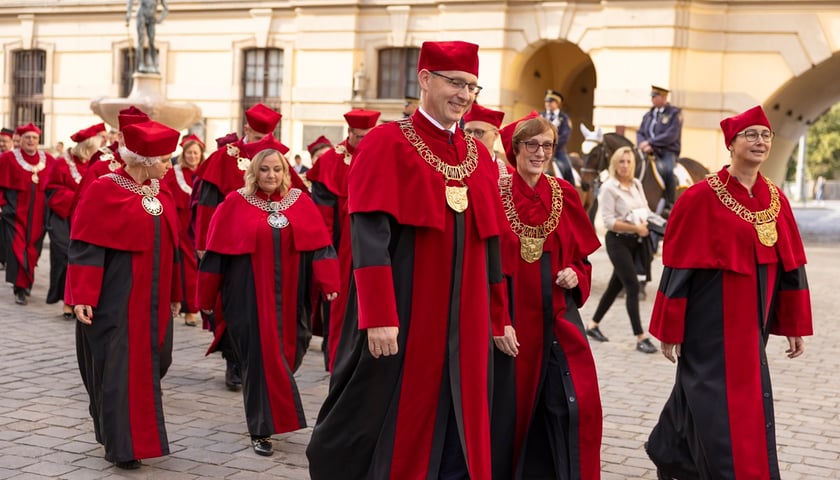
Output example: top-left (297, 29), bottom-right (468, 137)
top-left (215, 132), bottom-right (238, 149)
top-left (70, 123), bottom-right (106, 143)
top-left (118, 106), bottom-right (151, 131)
top-left (15, 123), bottom-right (41, 137)
top-left (463, 103), bottom-right (504, 129)
top-left (240, 134), bottom-right (290, 159)
top-left (499, 111), bottom-right (540, 162)
top-left (417, 41), bottom-right (479, 77)
top-left (720, 105), bottom-right (771, 148)
top-left (245, 104), bottom-right (282, 134)
top-left (344, 109), bottom-right (381, 129)
top-left (0, 128), bottom-right (14, 138)
top-left (307, 135), bottom-right (332, 155)
top-left (121, 121), bottom-right (180, 157)
top-left (180, 134), bottom-right (205, 150)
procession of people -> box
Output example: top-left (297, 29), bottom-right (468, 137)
top-left (0, 39), bottom-right (815, 480)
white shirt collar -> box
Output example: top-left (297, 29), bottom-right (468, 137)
top-left (418, 107), bottom-right (457, 133)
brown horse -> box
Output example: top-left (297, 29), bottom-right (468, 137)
top-left (577, 130), bottom-right (709, 221)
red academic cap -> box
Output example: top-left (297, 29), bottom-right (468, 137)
top-left (463, 103), bottom-right (504, 129)
top-left (719, 105), bottom-right (771, 147)
top-left (0, 128), bottom-right (14, 138)
top-left (499, 111), bottom-right (540, 162)
top-left (15, 123), bottom-right (41, 136)
top-left (344, 109), bottom-right (381, 129)
top-left (121, 121), bottom-right (180, 157)
top-left (118, 106), bottom-right (151, 130)
top-left (215, 132), bottom-right (239, 149)
top-left (245, 104), bottom-right (282, 134)
top-left (70, 123), bottom-right (106, 143)
top-left (417, 41), bottom-right (479, 77)
top-left (307, 135), bottom-right (332, 156)
top-left (240, 134), bottom-right (290, 159)
top-left (180, 134), bottom-right (205, 150)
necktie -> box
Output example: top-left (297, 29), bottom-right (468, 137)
top-left (549, 111), bottom-right (556, 123)
top-left (649, 109), bottom-right (658, 138)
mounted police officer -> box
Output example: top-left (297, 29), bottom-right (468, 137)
top-left (541, 89), bottom-right (575, 184)
top-left (637, 85), bottom-right (682, 215)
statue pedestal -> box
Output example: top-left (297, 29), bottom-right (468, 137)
top-left (90, 73), bottom-right (202, 131)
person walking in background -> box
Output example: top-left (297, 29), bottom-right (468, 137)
top-left (492, 114), bottom-right (602, 480)
top-left (68, 120), bottom-right (181, 470)
top-left (44, 122), bottom-right (105, 319)
top-left (197, 148), bottom-right (338, 457)
top-left (586, 146), bottom-right (658, 354)
top-left (814, 175), bottom-right (825, 205)
top-left (645, 105), bottom-right (813, 479)
top-left (636, 85), bottom-right (683, 215)
top-left (541, 89), bottom-right (575, 185)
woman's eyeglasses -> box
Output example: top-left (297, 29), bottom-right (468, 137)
top-left (736, 130), bottom-right (775, 143)
top-left (517, 141), bottom-right (556, 153)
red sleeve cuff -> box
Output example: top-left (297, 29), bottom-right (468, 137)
top-left (490, 279), bottom-right (510, 336)
top-left (196, 271), bottom-right (222, 310)
top-left (354, 265), bottom-right (398, 329)
top-left (65, 264), bottom-right (103, 307)
top-left (769, 289), bottom-right (813, 337)
top-left (649, 292), bottom-right (686, 343)
top-left (313, 257), bottom-right (339, 295)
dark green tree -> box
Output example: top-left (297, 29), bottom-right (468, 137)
top-left (790, 103), bottom-right (840, 180)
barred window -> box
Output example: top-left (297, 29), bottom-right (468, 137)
top-left (241, 48), bottom-right (283, 138)
top-left (12, 49), bottom-right (46, 135)
top-left (377, 48), bottom-right (420, 100)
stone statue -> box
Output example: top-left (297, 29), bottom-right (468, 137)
top-left (125, 0), bottom-right (168, 73)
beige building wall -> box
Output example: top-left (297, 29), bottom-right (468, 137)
top-left (1, 1), bottom-right (839, 179)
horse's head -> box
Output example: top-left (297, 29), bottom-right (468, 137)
top-left (579, 124), bottom-right (605, 192)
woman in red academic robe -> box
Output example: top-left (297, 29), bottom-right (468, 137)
top-left (197, 148), bottom-right (338, 457)
top-left (44, 123), bottom-right (103, 319)
top-left (645, 106), bottom-right (813, 479)
top-left (492, 115), bottom-right (603, 480)
top-left (162, 134), bottom-right (205, 326)
top-left (67, 120), bottom-right (182, 470)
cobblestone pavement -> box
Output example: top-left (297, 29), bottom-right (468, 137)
top-left (0, 203), bottom-right (837, 479)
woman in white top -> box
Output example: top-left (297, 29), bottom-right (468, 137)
top-left (585, 146), bottom-right (657, 353)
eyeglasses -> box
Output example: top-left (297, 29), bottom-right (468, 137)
top-left (736, 129), bottom-right (775, 143)
top-left (430, 71), bottom-right (483, 95)
top-left (463, 128), bottom-right (496, 139)
top-left (517, 141), bottom-right (556, 153)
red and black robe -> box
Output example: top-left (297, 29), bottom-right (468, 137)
top-left (492, 173), bottom-right (602, 480)
top-left (646, 166), bottom-right (812, 479)
top-left (74, 142), bottom-right (123, 210)
top-left (307, 112), bottom-right (510, 480)
top-left (162, 165), bottom-right (199, 314)
top-left (196, 188), bottom-right (338, 436)
top-left (44, 152), bottom-right (89, 304)
top-left (0, 148), bottom-right (54, 290)
top-left (305, 139), bottom-right (354, 371)
top-left (66, 169), bottom-right (181, 463)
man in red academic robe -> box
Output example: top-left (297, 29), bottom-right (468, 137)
top-left (308, 40), bottom-right (510, 480)
top-left (645, 106), bottom-right (813, 480)
top-left (307, 135), bottom-right (332, 165)
top-left (306, 108), bottom-right (380, 371)
top-left (0, 123), bottom-right (55, 305)
top-left (67, 120), bottom-right (181, 469)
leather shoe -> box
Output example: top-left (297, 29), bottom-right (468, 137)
top-left (251, 437), bottom-right (273, 456)
top-left (637, 338), bottom-right (657, 354)
top-left (225, 366), bottom-right (242, 391)
top-left (114, 459), bottom-right (141, 469)
top-left (14, 290), bottom-right (26, 305)
top-left (586, 326), bottom-right (609, 342)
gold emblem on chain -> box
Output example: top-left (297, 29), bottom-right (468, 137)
top-left (706, 173), bottom-right (780, 247)
top-left (398, 119), bottom-right (478, 213)
top-left (499, 174), bottom-right (564, 263)
top-left (227, 143), bottom-right (251, 171)
top-left (238, 188), bottom-right (301, 229)
top-left (335, 144), bottom-right (353, 165)
top-left (107, 174), bottom-right (163, 216)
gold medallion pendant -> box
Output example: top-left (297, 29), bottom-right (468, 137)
top-left (142, 196), bottom-right (163, 216)
top-left (520, 237), bottom-right (545, 263)
top-left (755, 221), bottom-right (778, 247)
top-left (267, 212), bottom-right (289, 229)
top-left (445, 185), bottom-right (468, 213)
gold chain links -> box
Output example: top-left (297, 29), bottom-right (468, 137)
top-left (499, 174), bottom-right (564, 239)
top-left (706, 173), bottom-right (780, 225)
top-left (238, 187), bottom-right (301, 212)
top-left (397, 119), bottom-right (478, 183)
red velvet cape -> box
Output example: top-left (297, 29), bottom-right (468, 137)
top-left (162, 165), bottom-right (199, 312)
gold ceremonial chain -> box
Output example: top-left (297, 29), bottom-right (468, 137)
top-left (398, 119), bottom-right (478, 213)
top-left (238, 187), bottom-right (302, 229)
top-left (106, 173), bottom-right (163, 216)
top-left (499, 174), bottom-right (564, 263)
top-left (334, 144), bottom-right (353, 165)
top-left (13, 149), bottom-right (47, 184)
top-left (226, 143), bottom-right (251, 171)
top-left (706, 173), bottom-right (780, 247)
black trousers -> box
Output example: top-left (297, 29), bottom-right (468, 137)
top-left (592, 232), bottom-right (645, 336)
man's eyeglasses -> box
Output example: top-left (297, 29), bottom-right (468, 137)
top-left (736, 130), bottom-right (775, 143)
top-left (464, 128), bottom-right (496, 139)
top-left (517, 141), bottom-right (556, 153)
top-left (430, 71), bottom-right (483, 95)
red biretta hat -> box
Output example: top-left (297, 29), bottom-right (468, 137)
top-left (463, 103), bottom-right (504, 129)
top-left (499, 111), bottom-right (540, 162)
top-left (240, 134), bottom-right (290, 158)
top-left (245, 104), bottom-right (282, 134)
top-left (215, 132), bottom-right (238, 149)
top-left (70, 123), bottom-right (106, 143)
top-left (121, 121), bottom-right (180, 157)
top-left (307, 135), bottom-right (332, 156)
top-left (344, 109), bottom-right (381, 129)
top-left (417, 41), bottom-right (479, 77)
top-left (1, 127), bottom-right (15, 138)
top-left (720, 105), bottom-right (771, 147)
top-left (15, 123), bottom-right (41, 136)
top-left (180, 134), bottom-right (205, 150)
top-left (118, 106), bottom-right (151, 131)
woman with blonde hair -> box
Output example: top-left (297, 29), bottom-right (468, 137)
top-left (197, 148), bottom-right (338, 457)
